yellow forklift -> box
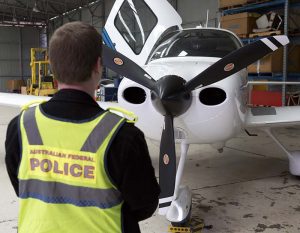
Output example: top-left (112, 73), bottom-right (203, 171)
top-left (27, 48), bottom-right (57, 96)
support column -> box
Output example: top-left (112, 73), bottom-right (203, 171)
top-left (282, 0), bottom-right (289, 106)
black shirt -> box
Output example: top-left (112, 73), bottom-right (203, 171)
top-left (5, 89), bottom-right (160, 233)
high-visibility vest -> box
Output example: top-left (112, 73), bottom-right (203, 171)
top-left (18, 105), bottom-right (126, 233)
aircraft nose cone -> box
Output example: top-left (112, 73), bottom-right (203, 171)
top-left (151, 75), bottom-right (192, 116)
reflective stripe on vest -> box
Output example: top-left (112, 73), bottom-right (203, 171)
top-left (81, 113), bottom-right (124, 153)
top-left (20, 106), bottom-right (124, 209)
top-left (23, 107), bottom-right (43, 145)
top-left (19, 179), bottom-right (122, 209)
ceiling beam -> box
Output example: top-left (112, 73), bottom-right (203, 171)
top-left (0, 2), bottom-right (57, 16)
top-left (14, 0), bottom-right (27, 9)
top-left (47, 2), bottom-right (62, 15)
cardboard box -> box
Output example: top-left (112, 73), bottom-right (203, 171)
top-left (248, 45), bottom-right (300, 73)
top-left (6, 79), bottom-right (24, 92)
top-left (288, 45), bottom-right (300, 73)
top-left (219, 0), bottom-right (249, 8)
top-left (221, 12), bottom-right (260, 36)
top-left (252, 80), bottom-right (268, 91)
top-left (21, 86), bottom-right (27, 95)
top-left (248, 48), bottom-right (282, 73)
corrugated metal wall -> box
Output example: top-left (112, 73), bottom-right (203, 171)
top-left (0, 26), bottom-right (40, 92)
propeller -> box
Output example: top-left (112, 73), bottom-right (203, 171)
top-left (102, 45), bottom-right (156, 91)
top-left (159, 114), bottom-right (176, 209)
top-left (102, 35), bottom-right (289, 213)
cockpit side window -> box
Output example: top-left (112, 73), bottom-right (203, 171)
top-left (114, 0), bottom-right (157, 55)
top-left (148, 29), bottom-right (242, 62)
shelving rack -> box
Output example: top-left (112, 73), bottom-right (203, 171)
top-left (221, 0), bottom-right (300, 106)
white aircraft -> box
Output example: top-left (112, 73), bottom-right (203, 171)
top-left (1, 0), bottom-right (300, 226)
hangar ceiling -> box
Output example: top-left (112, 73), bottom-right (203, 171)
top-left (0, 0), bottom-right (102, 26)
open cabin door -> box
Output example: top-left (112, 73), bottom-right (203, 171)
top-left (104, 0), bottom-right (182, 66)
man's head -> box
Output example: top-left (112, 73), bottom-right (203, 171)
top-left (49, 21), bottom-right (102, 84)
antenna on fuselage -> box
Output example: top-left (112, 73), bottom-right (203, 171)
top-left (205, 9), bottom-right (209, 27)
top-left (217, 11), bottom-right (221, 28)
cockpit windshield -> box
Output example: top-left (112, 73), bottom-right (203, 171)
top-left (148, 29), bottom-right (242, 62)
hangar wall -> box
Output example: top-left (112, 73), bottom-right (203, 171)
top-left (176, 0), bottom-right (219, 28)
top-left (0, 27), bottom-right (41, 92)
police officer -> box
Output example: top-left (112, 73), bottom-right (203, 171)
top-left (5, 21), bottom-right (160, 233)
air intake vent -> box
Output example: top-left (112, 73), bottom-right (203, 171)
top-left (123, 87), bottom-right (146, 104)
top-left (199, 87), bottom-right (226, 106)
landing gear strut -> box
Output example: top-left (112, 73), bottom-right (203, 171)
top-left (166, 143), bottom-right (192, 225)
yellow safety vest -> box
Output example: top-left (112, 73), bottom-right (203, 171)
top-left (18, 105), bottom-right (126, 233)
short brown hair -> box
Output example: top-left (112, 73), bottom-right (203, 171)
top-left (49, 21), bottom-right (102, 84)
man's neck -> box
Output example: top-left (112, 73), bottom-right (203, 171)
top-left (58, 83), bottom-right (96, 98)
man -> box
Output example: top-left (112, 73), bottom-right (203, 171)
top-left (5, 21), bottom-right (160, 233)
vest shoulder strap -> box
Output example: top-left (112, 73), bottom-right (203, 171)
top-left (22, 106), bottom-right (43, 145)
top-left (107, 106), bottom-right (138, 124)
top-left (81, 111), bottom-right (125, 153)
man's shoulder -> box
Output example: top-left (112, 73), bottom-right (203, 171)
top-left (7, 115), bottom-right (20, 130)
top-left (117, 122), bottom-right (145, 140)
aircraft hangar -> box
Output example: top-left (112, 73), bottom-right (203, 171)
top-left (0, 0), bottom-right (300, 232)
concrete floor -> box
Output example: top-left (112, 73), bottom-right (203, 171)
top-left (1, 105), bottom-right (300, 233)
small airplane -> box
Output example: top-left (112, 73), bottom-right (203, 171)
top-left (1, 0), bottom-right (300, 226)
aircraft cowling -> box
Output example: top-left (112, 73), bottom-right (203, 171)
top-left (117, 56), bottom-right (247, 144)
top-left (117, 78), bottom-right (165, 141)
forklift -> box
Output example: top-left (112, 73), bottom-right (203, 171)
top-left (27, 48), bottom-right (57, 96)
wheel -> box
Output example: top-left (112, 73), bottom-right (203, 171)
top-left (171, 202), bottom-right (192, 227)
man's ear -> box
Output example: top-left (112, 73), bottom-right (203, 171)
top-left (94, 57), bottom-right (102, 73)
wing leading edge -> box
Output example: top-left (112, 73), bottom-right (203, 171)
top-left (0, 93), bottom-right (50, 108)
top-left (246, 106), bottom-right (300, 128)
top-left (0, 93), bottom-right (120, 111)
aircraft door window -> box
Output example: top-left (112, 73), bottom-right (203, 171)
top-left (114, 0), bottom-right (157, 54)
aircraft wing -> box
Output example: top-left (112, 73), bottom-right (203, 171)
top-left (0, 92), bottom-right (120, 110)
top-left (245, 106), bottom-right (300, 128)
top-left (0, 93), bottom-right (50, 108)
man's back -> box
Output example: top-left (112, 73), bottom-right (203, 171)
top-left (6, 89), bottom-right (160, 233)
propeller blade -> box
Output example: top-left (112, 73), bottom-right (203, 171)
top-left (184, 35), bottom-right (289, 92)
top-left (102, 45), bottom-right (156, 91)
top-left (158, 114), bottom-right (176, 214)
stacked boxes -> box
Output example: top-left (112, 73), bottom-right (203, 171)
top-left (221, 12), bottom-right (260, 37)
top-left (248, 46), bottom-right (300, 73)
top-left (219, 0), bottom-right (260, 37)
top-left (219, 0), bottom-right (250, 8)
top-left (6, 80), bottom-right (24, 93)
